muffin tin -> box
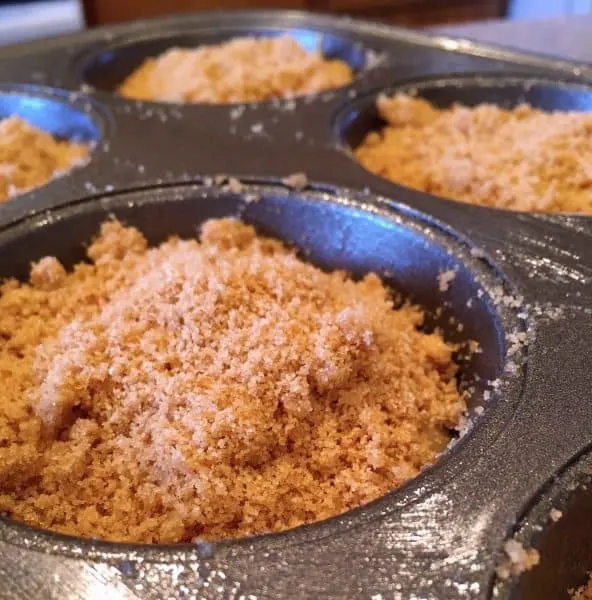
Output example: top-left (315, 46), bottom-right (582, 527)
top-left (0, 10), bottom-right (591, 600)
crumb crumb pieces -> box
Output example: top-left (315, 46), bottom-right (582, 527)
top-left (507, 330), bottom-right (528, 358)
top-left (356, 94), bottom-right (592, 214)
top-left (496, 540), bottom-right (540, 580)
top-left (571, 576), bottom-right (592, 599)
top-left (0, 116), bottom-right (89, 202)
top-left (437, 269), bottom-right (457, 292)
top-left (474, 406), bottom-right (484, 416)
top-left (118, 35), bottom-right (353, 104)
top-left (0, 218), bottom-right (465, 544)
top-left (549, 508), bottom-right (563, 522)
top-left (222, 177), bottom-right (243, 194)
top-left (244, 193), bottom-right (261, 204)
top-left (230, 106), bottom-right (245, 120)
top-left (454, 413), bottom-right (470, 434)
top-left (282, 172), bottom-right (308, 191)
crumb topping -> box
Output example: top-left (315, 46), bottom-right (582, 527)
top-left (572, 577), bottom-right (592, 599)
top-left (119, 35), bottom-right (354, 104)
top-left (0, 218), bottom-right (465, 543)
top-left (496, 539), bottom-right (541, 580)
top-left (0, 117), bottom-right (89, 202)
top-left (355, 94), bottom-right (592, 214)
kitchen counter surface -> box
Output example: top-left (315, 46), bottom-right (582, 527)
top-left (434, 15), bottom-right (592, 64)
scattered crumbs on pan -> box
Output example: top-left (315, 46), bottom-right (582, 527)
top-left (496, 539), bottom-right (540, 580)
top-left (283, 99), bottom-right (296, 111)
top-left (282, 172), bottom-right (308, 191)
top-left (437, 269), bottom-right (457, 292)
top-left (229, 105), bottom-right (245, 120)
top-left (0, 117), bottom-right (89, 202)
top-left (244, 192), bottom-right (261, 204)
top-left (118, 35), bottom-right (353, 104)
top-left (355, 93), bottom-right (592, 214)
top-left (549, 507), bottom-right (563, 522)
top-left (364, 49), bottom-right (386, 70)
top-left (0, 218), bottom-right (466, 543)
top-left (250, 123), bottom-right (264, 135)
top-left (222, 177), bottom-right (243, 194)
top-left (470, 247), bottom-right (486, 259)
top-left (506, 331), bottom-right (528, 358)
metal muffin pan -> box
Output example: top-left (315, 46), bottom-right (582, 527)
top-left (495, 446), bottom-right (592, 599)
top-left (0, 10), bottom-right (591, 600)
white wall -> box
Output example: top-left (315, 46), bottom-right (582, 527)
top-left (509, 0), bottom-right (592, 18)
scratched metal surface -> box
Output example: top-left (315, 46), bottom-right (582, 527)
top-left (0, 11), bottom-right (590, 600)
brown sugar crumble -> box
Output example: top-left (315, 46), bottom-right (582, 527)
top-left (0, 218), bottom-right (466, 543)
top-left (572, 577), bottom-right (592, 600)
top-left (0, 116), bottom-right (89, 202)
top-left (355, 93), bottom-right (592, 214)
top-left (496, 539), bottom-right (541, 580)
top-left (118, 35), bottom-right (354, 104)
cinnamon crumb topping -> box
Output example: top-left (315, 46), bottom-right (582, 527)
top-left (0, 117), bottom-right (88, 202)
top-left (0, 218), bottom-right (465, 543)
top-left (119, 36), bottom-right (354, 104)
top-left (355, 94), bottom-right (592, 214)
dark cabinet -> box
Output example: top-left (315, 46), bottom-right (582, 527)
top-left (82, 0), bottom-right (507, 26)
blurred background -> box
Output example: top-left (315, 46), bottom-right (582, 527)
top-left (1, 0), bottom-right (592, 45)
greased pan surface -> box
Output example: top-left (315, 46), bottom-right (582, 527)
top-left (0, 11), bottom-right (590, 600)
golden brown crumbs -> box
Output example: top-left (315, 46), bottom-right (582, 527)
top-left (0, 218), bottom-right (466, 543)
top-left (496, 540), bottom-right (541, 580)
top-left (355, 93), bottom-right (592, 214)
top-left (118, 35), bottom-right (354, 104)
top-left (572, 577), bottom-right (592, 599)
top-left (0, 116), bottom-right (89, 202)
